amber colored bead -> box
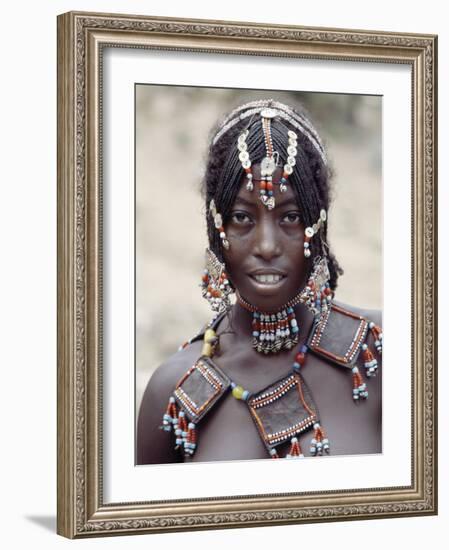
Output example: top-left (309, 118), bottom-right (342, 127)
top-left (260, 180), bottom-right (267, 190)
top-left (204, 328), bottom-right (216, 343)
top-left (266, 181), bottom-right (273, 191)
top-left (202, 343), bottom-right (212, 357)
top-left (232, 385), bottom-right (245, 400)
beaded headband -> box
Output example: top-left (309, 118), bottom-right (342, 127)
top-left (212, 99), bottom-right (327, 166)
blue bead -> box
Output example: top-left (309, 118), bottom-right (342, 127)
top-left (292, 326), bottom-right (299, 333)
top-left (293, 362), bottom-right (300, 371)
top-left (287, 307), bottom-right (293, 314)
top-left (254, 312), bottom-right (260, 318)
top-left (300, 344), bottom-right (308, 353)
top-left (252, 331), bottom-right (259, 337)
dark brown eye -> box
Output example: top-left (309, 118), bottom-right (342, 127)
top-left (231, 212), bottom-right (252, 224)
top-left (282, 212), bottom-right (301, 224)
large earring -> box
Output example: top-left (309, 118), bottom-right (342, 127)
top-left (201, 248), bottom-right (234, 313)
top-left (301, 255), bottom-right (333, 318)
top-left (209, 199), bottom-right (230, 250)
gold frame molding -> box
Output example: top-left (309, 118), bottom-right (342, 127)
top-left (57, 11), bottom-right (438, 538)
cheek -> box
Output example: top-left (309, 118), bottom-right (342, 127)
top-left (222, 248), bottom-right (245, 283)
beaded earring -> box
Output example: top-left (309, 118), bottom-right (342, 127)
top-left (201, 248), bottom-right (234, 314)
top-left (209, 199), bottom-right (229, 250)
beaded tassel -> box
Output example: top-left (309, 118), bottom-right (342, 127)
top-left (352, 366), bottom-right (368, 401)
top-left (292, 345), bottom-right (308, 372)
top-left (361, 343), bottom-right (378, 378)
top-left (310, 422), bottom-right (330, 456)
top-left (161, 396), bottom-right (178, 432)
top-left (369, 322), bottom-right (383, 355)
top-left (174, 410), bottom-right (188, 450)
top-left (286, 437), bottom-right (304, 459)
top-left (184, 422), bottom-right (197, 456)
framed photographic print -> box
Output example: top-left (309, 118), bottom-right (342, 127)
top-left (57, 11), bottom-right (437, 538)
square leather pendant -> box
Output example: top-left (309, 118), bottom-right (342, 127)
top-left (308, 303), bottom-right (369, 368)
top-left (247, 373), bottom-right (318, 451)
top-left (174, 356), bottom-right (231, 423)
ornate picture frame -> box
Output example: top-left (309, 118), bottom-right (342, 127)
top-left (57, 11), bottom-right (437, 538)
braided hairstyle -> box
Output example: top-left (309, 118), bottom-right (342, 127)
top-left (201, 99), bottom-right (343, 290)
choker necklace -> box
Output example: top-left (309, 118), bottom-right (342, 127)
top-left (236, 256), bottom-right (332, 354)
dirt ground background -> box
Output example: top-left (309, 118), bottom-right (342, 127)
top-left (135, 87), bottom-right (382, 414)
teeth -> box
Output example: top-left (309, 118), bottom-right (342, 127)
top-left (254, 274), bottom-right (283, 284)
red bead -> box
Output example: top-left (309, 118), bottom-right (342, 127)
top-left (295, 352), bottom-right (306, 365)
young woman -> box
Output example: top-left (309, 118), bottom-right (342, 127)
top-left (137, 99), bottom-right (382, 464)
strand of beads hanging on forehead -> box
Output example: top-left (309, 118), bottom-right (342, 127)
top-left (235, 106), bottom-right (301, 210)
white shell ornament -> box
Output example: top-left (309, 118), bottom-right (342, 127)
top-left (305, 227), bottom-right (314, 238)
top-left (261, 156), bottom-right (276, 176)
top-left (239, 151), bottom-right (249, 162)
top-left (260, 108), bottom-right (278, 118)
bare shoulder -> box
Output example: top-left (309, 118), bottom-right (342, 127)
top-left (147, 340), bottom-right (204, 394)
top-left (136, 340), bottom-right (203, 465)
top-left (333, 299), bottom-right (382, 328)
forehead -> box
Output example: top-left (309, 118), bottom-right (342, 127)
top-left (233, 167), bottom-right (300, 209)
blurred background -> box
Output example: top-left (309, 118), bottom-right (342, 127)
top-left (135, 86), bottom-right (382, 414)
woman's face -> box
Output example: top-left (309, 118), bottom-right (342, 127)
top-left (223, 165), bottom-right (308, 312)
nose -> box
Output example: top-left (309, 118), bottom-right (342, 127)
top-left (252, 216), bottom-right (282, 261)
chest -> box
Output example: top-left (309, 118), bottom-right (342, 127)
top-left (187, 347), bottom-right (382, 463)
